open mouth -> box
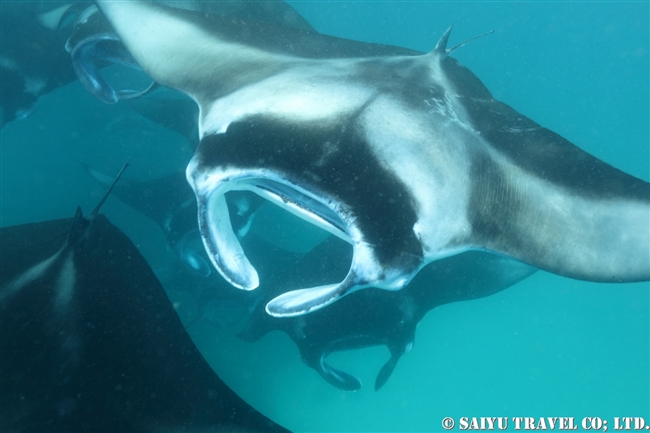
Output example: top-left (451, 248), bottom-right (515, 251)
top-left (66, 4), bottom-right (158, 104)
top-left (193, 171), bottom-right (367, 317)
top-left (187, 118), bottom-right (426, 317)
top-left (188, 164), bottom-right (408, 317)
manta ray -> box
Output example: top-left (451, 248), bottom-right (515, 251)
top-left (88, 1), bottom-right (649, 317)
top-left (0, 1), bottom-right (84, 126)
top-left (239, 236), bottom-right (536, 391)
top-left (0, 0), bottom-right (312, 127)
top-left (0, 166), bottom-right (288, 432)
top-left (82, 164), bottom-right (536, 390)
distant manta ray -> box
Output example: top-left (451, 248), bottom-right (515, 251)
top-left (0, 0), bottom-right (313, 127)
top-left (87, 1), bottom-right (649, 317)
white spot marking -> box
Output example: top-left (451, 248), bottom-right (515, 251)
top-left (1, 248), bottom-right (63, 301)
top-left (54, 253), bottom-right (76, 311)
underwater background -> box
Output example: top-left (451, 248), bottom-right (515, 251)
top-left (1, 1), bottom-right (648, 432)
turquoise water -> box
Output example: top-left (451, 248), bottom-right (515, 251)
top-left (1, 1), bottom-right (648, 432)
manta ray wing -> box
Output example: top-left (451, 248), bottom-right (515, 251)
top-left (439, 58), bottom-right (650, 282)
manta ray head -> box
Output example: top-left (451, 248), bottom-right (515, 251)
top-left (187, 111), bottom-right (428, 317)
top-left (182, 33), bottom-right (477, 318)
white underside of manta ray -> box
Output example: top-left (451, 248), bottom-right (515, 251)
top-left (93, 1), bottom-right (649, 317)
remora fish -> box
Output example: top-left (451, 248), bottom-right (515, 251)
top-left (92, 1), bottom-right (650, 317)
top-left (0, 166), bottom-right (288, 432)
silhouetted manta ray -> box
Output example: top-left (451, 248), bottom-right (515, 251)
top-left (82, 165), bottom-right (535, 391)
top-left (0, 167), bottom-right (288, 432)
top-left (90, 1), bottom-right (649, 318)
top-left (239, 236), bottom-right (536, 391)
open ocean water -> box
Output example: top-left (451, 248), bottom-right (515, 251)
top-left (0, 1), bottom-right (648, 432)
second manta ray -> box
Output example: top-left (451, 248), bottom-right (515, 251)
top-left (93, 2), bottom-right (650, 317)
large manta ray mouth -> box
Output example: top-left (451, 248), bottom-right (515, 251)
top-left (194, 173), bottom-right (370, 317)
top-left (188, 119), bottom-right (425, 317)
top-left (189, 157), bottom-right (424, 317)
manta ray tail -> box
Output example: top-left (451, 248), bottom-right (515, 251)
top-left (432, 26), bottom-right (494, 56)
top-left (88, 163), bottom-right (128, 221)
top-left (67, 163), bottom-right (128, 247)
